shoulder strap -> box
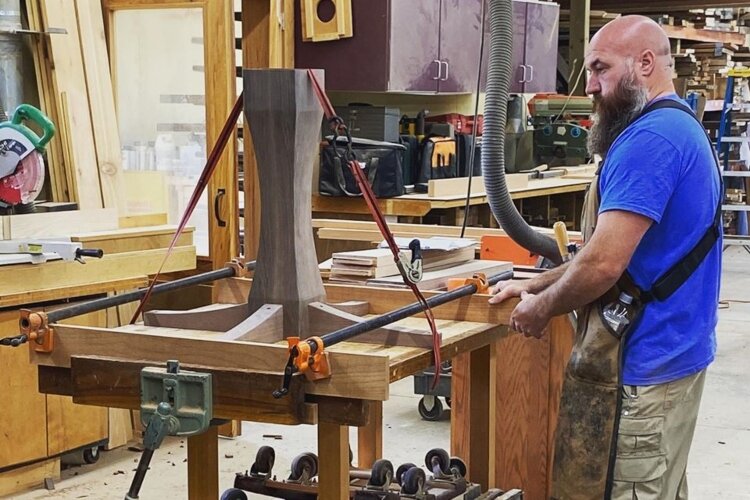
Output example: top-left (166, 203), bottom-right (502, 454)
top-left (629, 99), bottom-right (723, 303)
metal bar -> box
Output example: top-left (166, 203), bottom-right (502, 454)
top-left (319, 270), bottom-right (514, 348)
top-left (45, 262), bottom-right (255, 324)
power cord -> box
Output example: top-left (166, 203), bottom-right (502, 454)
top-left (460, 0), bottom-right (487, 238)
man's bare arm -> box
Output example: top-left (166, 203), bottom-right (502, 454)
top-left (535, 210), bottom-right (652, 316)
top-left (489, 261), bottom-right (570, 304)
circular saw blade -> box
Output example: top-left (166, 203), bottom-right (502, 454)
top-left (0, 151), bottom-right (45, 205)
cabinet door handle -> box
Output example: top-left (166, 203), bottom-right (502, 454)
top-left (441, 60), bottom-right (449, 81)
top-left (518, 65), bottom-right (527, 83)
top-left (527, 64), bottom-right (534, 82)
top-left (214, 188), bottom-right (227, 227)
top-left (433, 59), bottom-right (442, 80)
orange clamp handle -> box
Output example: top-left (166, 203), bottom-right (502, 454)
top-left (19, 310), bottom-right (54, 353)
top-left (288, 336), bottom-right (331, 382)
top-left (446, 273), bottom-right (490, 294)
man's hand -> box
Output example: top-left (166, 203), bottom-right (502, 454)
top-left (509, 291), bottom-right (552, 338)
top-left (488, 279), bottom-right (529, 304)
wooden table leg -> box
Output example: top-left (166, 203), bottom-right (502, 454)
top-left (451, 344), bottom-right (494, 491)
top-left (188, 426), bottom-right (219, 500)
top-left (357, 400), bottom-right (383, 468)
top-left (318, 420), bottom-right (350, 500)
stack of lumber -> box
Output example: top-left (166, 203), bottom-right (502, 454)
top-left (328, 243), bottom-right (475, 284)
top-left (670, 42), bottom-right (745, 97)
top-left (366, 259), bottom-right (513, 291)
top-left (25, 0), bottom-right (124, 211)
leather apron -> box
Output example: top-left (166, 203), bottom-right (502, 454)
top-left (550, 171), bottom-right (644, 500)
top-left (551, 98), bottom-right (719, 499)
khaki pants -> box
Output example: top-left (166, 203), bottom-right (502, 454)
top-left (611, 369), bottom-right (707, 500)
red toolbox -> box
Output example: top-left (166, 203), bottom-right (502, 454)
top-left (426, 113), bottom-right (484, 135)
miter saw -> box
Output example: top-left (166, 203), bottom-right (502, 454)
top-left (0, 104), bottom-right (55, 211)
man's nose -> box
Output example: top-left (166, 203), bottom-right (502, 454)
top-left (585, 75), bottom-right (600, 95)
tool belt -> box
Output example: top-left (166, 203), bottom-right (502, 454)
top-left (551, 98), bottom-right (722, 500)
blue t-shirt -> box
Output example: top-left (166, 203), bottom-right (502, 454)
top-left (598, 95), bottom-right (722, 386)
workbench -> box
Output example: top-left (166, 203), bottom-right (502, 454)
top-left (312, 177), bottom-right (592, 228)
top-left (29, 276), bottom-right (534, 499)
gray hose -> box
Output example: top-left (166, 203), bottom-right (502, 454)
top-left (482, 0), bottom-right (561, 264)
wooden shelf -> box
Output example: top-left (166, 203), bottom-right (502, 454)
top-left (661, 24), bottom-right (747, 46)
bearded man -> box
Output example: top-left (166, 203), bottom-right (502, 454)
top-left (490, 15), bottom-right (722, 499)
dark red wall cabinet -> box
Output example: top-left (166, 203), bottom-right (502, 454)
top-left (295, 0), bottom-right (558, 94)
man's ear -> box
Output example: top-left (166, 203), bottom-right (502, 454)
top-left (639, 49), bottom-right (656, 77)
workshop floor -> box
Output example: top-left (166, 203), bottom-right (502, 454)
top-left (12, 247), bottom-right (750, 500)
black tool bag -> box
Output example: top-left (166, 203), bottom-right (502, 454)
top-left (319, 136), bottom-right (406, 198)
top-left (399, 134), bottom-right (420, 185)
top-left (417, 136), bottom-right (457, 183)
top-left (456, 134), bottom-right (482, 177)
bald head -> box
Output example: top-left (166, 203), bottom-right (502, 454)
top-left (585, 15), bottom-right (675, 101)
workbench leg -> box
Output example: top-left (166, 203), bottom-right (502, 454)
top-left (357, 400), bottom-right (383, 468)
top-left (318, 421), bottom-right (350, 500)
top-left (451, 344), bottom-right (494, 491)
top-left (188, 426), bottom-right (219, 500)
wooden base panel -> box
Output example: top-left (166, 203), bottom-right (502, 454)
top-left (0, 458), bottom-right (60, 498)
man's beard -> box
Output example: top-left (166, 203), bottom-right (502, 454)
top-left (587, 71), bottom-right (649, 157)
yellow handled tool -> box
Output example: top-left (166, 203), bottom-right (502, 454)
top-left (554, 221), bottom-right (572, 262)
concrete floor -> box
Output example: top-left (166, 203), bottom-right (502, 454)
top-left (11, 247), bottom-right (750, 500)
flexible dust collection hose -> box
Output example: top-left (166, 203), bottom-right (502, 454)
top-left (482, 0), bottom-right (561, 264)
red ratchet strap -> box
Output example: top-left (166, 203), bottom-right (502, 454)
top-left (307, 70), bottom-right (442, 386)
top-left (129, 92), bottom-right (245, 324)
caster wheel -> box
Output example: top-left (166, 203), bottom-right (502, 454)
top-left (401, 466), bottom-right (426, 495)
top-left (289, 452), bottom-right (318, 481)
top-left (82, 446), bottom-right (100, 464)
top-left (396, 462), bottom-right (417, 485)
top-left (221, 488), bottom-right (248, 500)
top-left (449, 456), bottom-right (467, 478)
top-left (250, 446), bottom-right (275, 475)
top-left (417, 396), bottom-right (443, 421)
top-left (425, 448), bottom-right (450, 475)
top-left (367, 459), bottom-right (394, 488)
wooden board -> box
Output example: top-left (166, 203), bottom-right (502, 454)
top-left (244, 69), bottom-right (326, 336)
top-left (0, 311), bottom-right (49, 468)
top-left (40, 0), bottom-right (103, 209)
top-left (31, 324), bottom-right (392, 401)
top-left (366, 260), bottom-right (513, 290)
top-left (0, 209), bottom-right (118, 240)
top-left (318, 420), bottom-right (349, 500)
top-left (0, 246), bottom-right (195, 298)
top-left (46, 309), bottom-right (109, 457)
top-left (307, 302), bottom-right (434, 348)
top-left (75, 0), bottom-right (126, 213)
top-left (0, 458), bottom-right (60, 498)
top-left (241, 1), bottom-right (268, 261)
top-left (427, 174), bottom-right (528, 197)
top-left (313, 218), bottom-right (568, 240)
top-left (0, 276), bottom-right (147, 310)
top-left (118, 212), bottom-right (168, 228)
top-left (204, 0), bottom-right (239, 271)
top-left (71, 225), bottom-right (194, 254)
top-left (107, 408), bottom-right (134, 450)
top-left (144, 303), bottom-right (250, 331)
top-left (65, 356), bottom-right (309, 425)
top-left (215, 278), bottom-right (518, 325)
top-left (188, 426), bottom-right (218, 500)
top-left (26, 0), bottom-right (69, 203)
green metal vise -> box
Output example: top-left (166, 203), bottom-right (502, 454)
top-left (140, 359), bottom-right (212, 440)
top-left (125, 360), bottom-right (212, 499)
